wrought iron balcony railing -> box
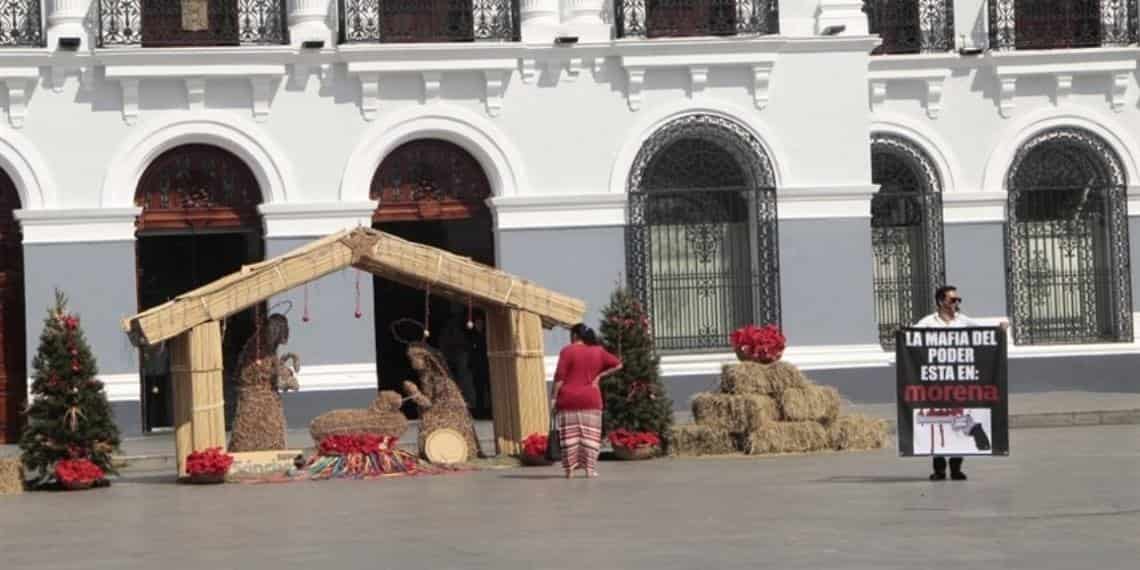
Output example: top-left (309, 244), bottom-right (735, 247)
top-left (864, 0), bottom-right (955, 55)
top-left (0, 0), bottom-right (43, 47)
top-left (338, 0), bottom-right (520, 44)
top-left (98, 0), bottom-right (288, 48)
top-left (615, 0), bottom-right (779, 39)
top-left (988, 0), bottom-right (1140, 51)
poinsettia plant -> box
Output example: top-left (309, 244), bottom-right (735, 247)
top-left (185, 447), bottom-right (234, 477)
top-left (55, 458), bottom-right (104, 486)
top-left (521, 433), bottom-right (548, 457)
top-left (317, 434), bottom-right (398, 456)
top-left (608, 429), bottom-right (661, 449)
top-left (729, 324), bottom-right (786, 363)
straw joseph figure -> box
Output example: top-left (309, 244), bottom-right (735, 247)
top-left (229, 313), bottom-right (301, 452)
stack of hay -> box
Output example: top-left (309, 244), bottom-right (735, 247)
top-left (671, 360), bottom-right (888, 456)
top-left (1, 457), bottom-right (23, 495)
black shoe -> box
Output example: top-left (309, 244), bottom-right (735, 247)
top-left (929, 472), bottom-right (946, 481)
top-left (950, 471), bottom-right (967, 481)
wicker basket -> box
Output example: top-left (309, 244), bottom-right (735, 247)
top-left (60, 480), bottom-right (95, 491)
top-left (186, 472), bottom-right (226, 485)
top-left (735, 347), bottom-right (784, 364)
top-left (519, 452), bottom-right (554, 466)
top-left (612, 445), bottom-right (659, 461)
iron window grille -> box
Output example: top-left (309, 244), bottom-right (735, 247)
top-left (870, 134), bottom-right (947, 348)
top-left (0, 0), bottom-right (42, 47)
top-left (626, 114), bottom-right (780, 353)
top-left (615, 0), bottom-right (779, 39)
top-left (339, 0), bottom-right (520, 43)
top-left (988, 0), bottom-right (1140, 51)
top-left (1005, 128), bottom-right (1132, 345)
top-left (98, 0), bottom-right (289, 47)
top-left (864, 0), bottom-right (955, 54)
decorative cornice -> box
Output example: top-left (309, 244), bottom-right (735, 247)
top-left (618, 49), bottom-right (779, 112)
top-left (776, 185), bottom-right (877, 219)
top-left (988, 48), bottom-right (1138, 116)
top-left (941, 192), bottom-right (1006, 224)
top-left (489, 193), bottom-right (627, 230)
top-left (867, 68), bottom-right (949, 118)
top-left (258, 202), bottom-right (376, 238)
top-left (14, 208), bottom-right (141, 244)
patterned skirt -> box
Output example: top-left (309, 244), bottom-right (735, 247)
top-left (557, 409), bottom-right (603, 473)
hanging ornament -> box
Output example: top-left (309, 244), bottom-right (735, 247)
top-left (302, 282), bottom-right (311, 323)
top-left (354, 270), bottom-right (363, 319)
top-left (422, 286), bottom-right (431, 339)
top-left (466, 297), bottom-right (474, 330)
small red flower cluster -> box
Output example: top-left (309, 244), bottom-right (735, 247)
top-left (185, 447), bottom-right (234, 477)
top-left (521, 433), bottom-right (548, 457)
top-left (55, 458), bottom-right (103, 485)
top-left (730, 324), bottom-right (786, 363)
top-left (317, 434), bottom-right (397, 456)
top-left (608, 429), bottom-right (660, 449)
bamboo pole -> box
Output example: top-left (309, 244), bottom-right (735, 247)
top-left (485, 308), bottom-right (550, 456)
top-left (486, 307), bottom-right (516, 456)
top-left (515, 310), bottom-right (549, 450)
top-left (170, 333), bottom-right (193, 477)
top-left (188, 321), bottom-right (226, 453)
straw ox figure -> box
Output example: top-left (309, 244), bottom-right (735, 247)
top-left (229, 313), bottom-right (301, 452)
top-left (402, 343), bottom-right (483, 461)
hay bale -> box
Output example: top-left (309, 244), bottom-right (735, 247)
top-left (766, 360), bottom-right (809, 395)
top-left (829, 414), bottom-right (890, 451)
top-left (0, 458), bottom-right (23, 495)
top-left (691, 392), bottom-right (780, 433)
top-left (720, 360), bottom-right (807, 396)
top-left (780, 384), bottom-right (841, 424)
top-left (669, 424), bottom-right (736, 456)
top-left (746, 421), bottom-right (830, 454)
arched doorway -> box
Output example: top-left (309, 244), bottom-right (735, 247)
top-left (1006, 128), bottom-right (1132, 344)
top-left (370, 139), bottom-right (495, 419)
top-left (134, 144), bottom-right (265, 431)
top-left (0, 169), bottom-right (25, 444)
top-left (869, 133), bottom-right (946, 347)
top-left (626, 114), bottom-right (780, 352)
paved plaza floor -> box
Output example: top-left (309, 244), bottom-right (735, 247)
top-left (2, 425), bottom-right (1137, 570)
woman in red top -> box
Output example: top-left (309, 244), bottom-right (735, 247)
top-left (551, 324), bottom-right (622, 478)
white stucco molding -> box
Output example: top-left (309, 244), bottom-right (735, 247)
top-left (14, 207), bottom-right (141, 244)
top-left (867, 67), bottom-right (950, 119)
top-left (940, 192), bottom-right (1006, 224)
top-left (100, 112), bottom-right (297, 208)
top-left (870, 113), bottom-right (961, 194)
top-left (778, 185), bottom-right (877, 219)
top-left (339, 104), bottom-right (528, 201)
top-left (89, 362), bottom-right (379, 403)
top-left (0, 127), bottom-right (59, 209)
top-left (488, 193), bottom-right (627, 230)
top-left (259, 202), bottom-right (377, 238)
top-left (986, 48), bottom-right (1139, 117)
top-left (608, 100), bottom-right (789, 195)
top-left (980, 107), bottom-right (1140, 210)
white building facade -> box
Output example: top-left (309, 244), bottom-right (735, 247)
top-left (0, 0), bottom-right (1137, 438)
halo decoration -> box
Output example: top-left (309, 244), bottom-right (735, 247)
top-left (390, 318), bottom-right (428, 346)
top-left (269, 300), bottom-right (294, 316)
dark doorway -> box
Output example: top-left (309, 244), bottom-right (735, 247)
top-left (136, 232), bottom-right (264, 430)
top-left (368, 139), bottom-right (496, 419)
top-left (0, 170), bottom-right (25, 444)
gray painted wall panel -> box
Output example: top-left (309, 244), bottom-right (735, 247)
top-left (266, 239), bottom-right (376, 366)
top-left (777, 218), bottom-right (878, 345)
top-left (23, 242), bottom-right (139, 376)
top-left (944, 223), bottom-right (1007, 317)
top-left (496, 226), bottom-right (625, 354)
top-left (1130, 217), bottom-right (1140, 311)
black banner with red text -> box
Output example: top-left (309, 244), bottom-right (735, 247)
top-left (896, 327), bottom-right (1009, 457)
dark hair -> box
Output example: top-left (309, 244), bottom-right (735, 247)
top-left (570, 323), bottom-right (598, 346)
top-left (935, 285), bottom-right (957, 304)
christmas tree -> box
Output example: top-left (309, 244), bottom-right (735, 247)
top-left (19, 291), bottom-right (121, 487)
top-left (598, 287), bottom-right (673, 442)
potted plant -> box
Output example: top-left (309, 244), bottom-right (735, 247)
top-left (608, 429), bottom-right (661, 460)
top-left (730, 324), bottom-right (786, 364)
top-left (184, 447), bottom-right (234, 484)
top-left (519, 433), bottom-right (553, 466)
top-left (54, 458), bottom-right (104, 490)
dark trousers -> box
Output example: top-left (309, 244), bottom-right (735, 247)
top-left (932, 456), bottom-right (964, 474)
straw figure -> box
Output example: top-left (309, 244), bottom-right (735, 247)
top-left (229, 313), bottom-right (301, 452)
top-left (402, 343), bottom-right (483, 461)
top-left (309, 391), bottom-right (410, 443)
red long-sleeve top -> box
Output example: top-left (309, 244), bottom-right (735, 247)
top-left (553, 343), bottom-right (621, 411)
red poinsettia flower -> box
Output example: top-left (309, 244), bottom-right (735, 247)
top-left (185, 447), bottom-right (235, 477)
top-left (521, 433), bottom-right (548, 457)
top-left (730, 324), bottom-right (786, 363)
top-left (608, 429), bottom-right (661, 449)
top-left (55, 458), bottom-right (104, 485)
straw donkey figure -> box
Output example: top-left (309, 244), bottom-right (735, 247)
top-left (402, 343), bottom-right (483, 461)
top-left (229, 313), bottom-right (301, 452)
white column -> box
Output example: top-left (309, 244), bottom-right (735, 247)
top-left (520, 0), bottom-right (561, 43)
top-left (47, 0), bottom-right (94, 51)
top-left (289, 0), bottom-right (335, 47)
top-left (815, 0), bottom-right (870, 36)
top-left (560, 0), bottom-right (610, 42)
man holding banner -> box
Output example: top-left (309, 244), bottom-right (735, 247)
top-left (900, 285), bottom-right (1010, 481)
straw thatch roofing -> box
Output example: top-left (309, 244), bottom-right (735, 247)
top-left (123, 227), bottom-right (586, 347)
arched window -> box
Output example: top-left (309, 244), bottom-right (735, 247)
top-left (0, 168), bottom-right (26, 443)
top-left (134, 144), bottom-right (262, 231)
top-left (371, 139), bottom-right (492, 222)
top-left (870, 134), bottom-right (946, 347)
top-left (1006, 127), bottom-right (1132, 344)
top-left (627, 114), bottom-right (779, 351)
